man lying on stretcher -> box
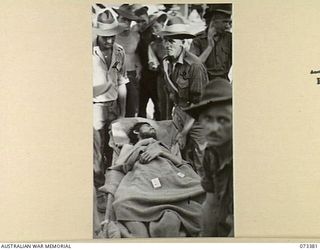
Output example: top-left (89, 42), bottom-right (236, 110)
top-left (100, 122), bottom-right (205, 238)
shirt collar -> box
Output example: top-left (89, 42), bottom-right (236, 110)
top-left (176, 48), bottom-right (185, 65)
top-left (207, 141), bottom-right (233, 171)
top-left (93, 40), bottom-right (119, 69)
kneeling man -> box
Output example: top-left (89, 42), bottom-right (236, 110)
top-left (185, 78), bottom-right (233, 237)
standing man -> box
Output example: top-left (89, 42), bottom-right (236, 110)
top-left (190, 4), bottom-right (232, 81)
top-left (133, 6), bottom-right (161, 120)
top-left (159, 16), bottom-right (209, 175)
top-left (93, 8), bottom-right (129, 190)
top-left (147, 13), bottom-right (170, 120)
top-left (185, 79), bottom-right (233, 237)
top-left (114, 4), bottom-right (142, 117)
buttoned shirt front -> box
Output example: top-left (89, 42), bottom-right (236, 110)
top-left (190, 30), bottom-right (232, 80)
top-left (201, 145), bottom-right (233, 236)
top-left (93, 40), bottom-right (129, 103)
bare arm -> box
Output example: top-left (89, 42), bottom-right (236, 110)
top-left (118, 84), bottom-right (127, 118)
top-left (197, 22), bottom-right (216, 63)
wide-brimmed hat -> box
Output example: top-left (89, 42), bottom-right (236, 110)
top-left (93, 8), bottom-right (126, 37)
top-left (143, 12), bottom-right (167, 31)
top-left (158, 16), bottom-right (195, 39)
top-left (113, 4), bottom-right (142, 21)
top-left (184, 78), bottom-right (232, 119)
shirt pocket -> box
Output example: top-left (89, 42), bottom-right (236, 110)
top-left (220, 45), bottom-right (231, 65)
top-left (176, 75), bottom-right (189, 101)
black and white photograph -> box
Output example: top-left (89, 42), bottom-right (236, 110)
top-left (92, 3), bottom-right (233, 238)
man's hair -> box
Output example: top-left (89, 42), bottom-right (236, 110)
top-left (128, 122), bottom-right (151, 145)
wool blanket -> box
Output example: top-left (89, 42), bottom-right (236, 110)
top-left (111, 141), bottom-right (205, 236)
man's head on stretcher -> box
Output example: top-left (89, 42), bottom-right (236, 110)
top-left (128, 122), bottom-right (157, 145)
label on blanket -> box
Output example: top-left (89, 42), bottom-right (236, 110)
top-left (177, 172), bottom-right (185, 178)
top-left (151, 178), bottom-right (161, 189)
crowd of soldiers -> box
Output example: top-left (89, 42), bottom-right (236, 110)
top-left (93, 3), bottom-right (233, 237)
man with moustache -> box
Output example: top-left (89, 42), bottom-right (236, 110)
top-left (185, 78), bottom-right (233, 237)
top-left (93, 7), bottom-right (128, 191)
top-left (159, 16), bottom-right (208, 176)
top-left (104, 121), bottom-right (204, 237)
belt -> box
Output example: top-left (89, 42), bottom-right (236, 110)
top-left (93, 100), bottom-right (115, 105)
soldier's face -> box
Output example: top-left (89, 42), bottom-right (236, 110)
top-left (97, 35), bottom-right (115, 50)
top-left (118, 16), bottom-right (132, 31)
top-left (212, 18), bottom-right (232, 33)
top-left (164, 38), bottom-right (183, 59)
top-left (136, 14), bottom-right (149, 31)
top-left (138, 124), bottom-right (157, 140)
top-left (198, 103), bottom-right (232, 147)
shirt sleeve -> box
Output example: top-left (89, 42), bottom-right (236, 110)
top-left (189, 62), bottom-right (209, 104)
top-left (118, 50), bottom-right (129, 86)
top-left (93, 54), bottom-right (110, 97)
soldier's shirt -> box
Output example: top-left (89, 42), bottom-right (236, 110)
top-left (92, 40), bottom-right (129, 103)
top-left (163, 49), bottom-right (209, 108)
top-left (201, 145), bottom-right (233, 236)
top-left (190, 30), bottom-right (232, 81)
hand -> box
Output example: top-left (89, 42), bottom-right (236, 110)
top-left (175, 132), bottom-right (187, 149)
top-left (207, 21), bottom-right (216, 48)
top-left (148, 62), bottom-right (158, 71)
top-left (135, 69), bottom-right (142, 81)
top-left (139, 147), bottom-right (162, 164)
top-left (139, 141), bottom-right (163, 164)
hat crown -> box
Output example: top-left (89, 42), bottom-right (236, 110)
top-left (93, 8), bottom-right (125, 36)
top-left (166, 16), bottom-right (185, 26)
top-left (202, 79), bottom-right (232, 102)
top-left (118, 4), bottom-right (135, 13)
top-left (97, 9), bottom-right (115, 24)
top-left (133, 5), bottom-right (149, 17)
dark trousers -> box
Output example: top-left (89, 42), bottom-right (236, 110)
top-left (138, 69), bottom-right (160, 120)
top-left (93, 100), bottom-right (118, 188)
top-left (173, 106), bottom-right (206, 175)
top-left (157, 72), bottom-right (174, 120)
top-left (125, 71), bottom-right (139, 117)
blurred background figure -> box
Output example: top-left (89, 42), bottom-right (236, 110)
top-left (147, 12), bottom-right (171, 120)
top-left (133, 5), bottom-right (161, 120)
top-left (190, 4), bottom-right (232, 81)
top-left (114, 4), bottom-right (142, 117)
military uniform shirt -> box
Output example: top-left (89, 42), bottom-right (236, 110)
top-left (163, 49), bottom-right (209, 108)
top-left (190, 30), bottom-right (232, 80)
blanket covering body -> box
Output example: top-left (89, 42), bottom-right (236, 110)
top-left (112, 141), bottom-right (205, 236)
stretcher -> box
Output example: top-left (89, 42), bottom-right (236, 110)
top-left (96, 117), bottom-right (204, 238)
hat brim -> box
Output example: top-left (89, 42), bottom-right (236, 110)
top-left (113, 8), bottom-right (141, 21)
top-left (93, 25), bottom-right (125, 37)
top-left (214, 9), bottom-right (232, 15)
top-left (144, 13), bottom-right (167, 31)
top-left (183, 96), bottom-right (232, 119)
top-left (158, 31), bottom-right (195, 39)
